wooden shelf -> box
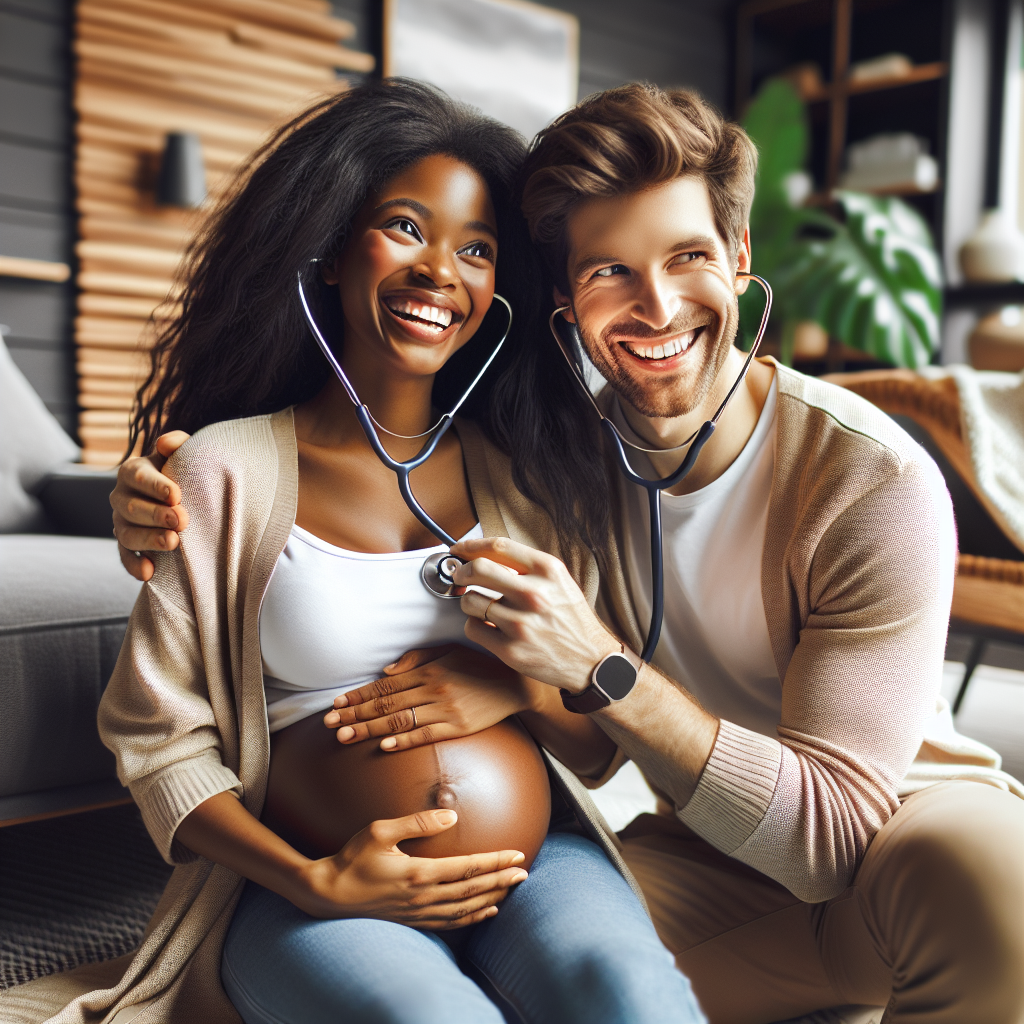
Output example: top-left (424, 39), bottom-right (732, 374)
top-left (807, 182), bottom-right (940, 204)
top-left (0, 255), bottom-right (71, 282)
top-left (945, 283), bottom-right (1024, 309)
top-left (803, 61), bottom-right (948, 103)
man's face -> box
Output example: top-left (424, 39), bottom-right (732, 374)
top-left (559, 175), bottom-right (749, 420)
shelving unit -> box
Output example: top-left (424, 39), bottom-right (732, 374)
top-left (735, 0), bottom-right (951, 243)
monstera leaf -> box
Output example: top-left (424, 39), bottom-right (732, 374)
top-left (739, 78), bottom-right (943, 367)
top-left (774, 193), bottom-right (942, 368)
top-left (743, 79), bottom-right (808, 255)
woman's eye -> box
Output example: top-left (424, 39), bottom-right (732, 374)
top-left (385, 217), bottom-right (422, 240)
top-left (594, 264), bottom-right (628, 278)
top-left (459, 241), bottom-right (494, 261)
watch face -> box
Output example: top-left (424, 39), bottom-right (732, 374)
top-left (595, 654), bottom-right (637, 700)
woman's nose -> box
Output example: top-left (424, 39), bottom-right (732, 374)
top-left (413, 247), bottom-right (459, 288)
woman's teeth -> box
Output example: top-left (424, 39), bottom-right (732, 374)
top-left (386, 300), bottom-right (454, 330)
top-left (623, 329), bottom-right (697, 361)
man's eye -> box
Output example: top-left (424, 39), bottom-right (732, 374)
top-left (673, 252), bottom-right (706, 266)
top-left (594, 264), bottom-right (628, 278)
top-left (385, 218), bottom-right (422, 240)
top-left (459, 241), bottom-right (494, 261)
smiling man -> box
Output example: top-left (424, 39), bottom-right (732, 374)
top-left (108, 85), bottom-right (1024, 1023)
top-left (446, 85), bottom-right (1024, 1023)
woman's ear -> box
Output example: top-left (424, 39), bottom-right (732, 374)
top-left (321, 256), bottom-right (341, 286)
top-left (552, 286), bottom-right (576, 323)
top-left (734, 225), bottom-right (752, 295)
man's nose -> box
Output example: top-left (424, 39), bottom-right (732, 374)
top-left (630, 274), bottom-right (678, 330)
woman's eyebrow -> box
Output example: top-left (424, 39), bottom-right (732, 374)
top-left (373, 197), bottom-right (431, 218)
top-left (465, 220), bottom-right (498, 240)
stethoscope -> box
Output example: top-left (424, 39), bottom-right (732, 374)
top-left (297, 273), bottom-right (513, 598)
top-left (548, 273), bottom-right (772, 662)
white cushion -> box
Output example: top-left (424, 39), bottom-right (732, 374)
top-left (0, 334), bottom-right (80, 532)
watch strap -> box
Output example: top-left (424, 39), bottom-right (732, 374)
top-left (561, 645), bottom-right (642, 714)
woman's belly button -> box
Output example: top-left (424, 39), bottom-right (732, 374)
top-left (262, 712), bottom-right (551, 868)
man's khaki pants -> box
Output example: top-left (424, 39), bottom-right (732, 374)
top-left (620, 782), bottom-right (1024, 1023)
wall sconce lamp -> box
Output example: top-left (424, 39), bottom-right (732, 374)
top-left (156, 132), bottom-right (206, 208)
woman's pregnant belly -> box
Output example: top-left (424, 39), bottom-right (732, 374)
top-left (262, 713), bottom-right (552, 868)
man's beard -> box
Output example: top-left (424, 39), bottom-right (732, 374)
top-left (576, 300), bottom-right (740, 419)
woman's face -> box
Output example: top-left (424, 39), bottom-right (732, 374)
top-left (325, 153), bottom-right (498, 381)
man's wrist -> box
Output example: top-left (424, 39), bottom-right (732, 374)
top-left (560, 643), bottom-right (643, 714)
top-left (560, 637), bottom-right (623, 695)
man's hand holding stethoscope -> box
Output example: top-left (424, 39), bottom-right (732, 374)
top-left (450, 535), bottom-right (624, 697)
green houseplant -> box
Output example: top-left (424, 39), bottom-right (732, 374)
top-left (739, 79), bottom-right (943, 368)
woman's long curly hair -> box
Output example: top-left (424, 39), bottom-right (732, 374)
top-left (129, 77), bottom-right (611, 568)
top-left (129, 78), bottom-right (540, 455)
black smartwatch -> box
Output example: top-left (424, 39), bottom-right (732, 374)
top-left (561, 646), bottom-right (642, 714)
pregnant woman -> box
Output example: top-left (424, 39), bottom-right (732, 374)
top-left (65, 81), bottom-right (702, 1024)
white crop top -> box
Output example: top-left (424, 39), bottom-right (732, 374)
top-left (260, 522), bottom-right (484, 732)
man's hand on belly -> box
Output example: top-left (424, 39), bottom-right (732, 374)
top-left (323, 644), bottom-right (533, 751)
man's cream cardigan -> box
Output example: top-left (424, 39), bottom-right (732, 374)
top-left (3, 360), bottom-right (1018, 1023)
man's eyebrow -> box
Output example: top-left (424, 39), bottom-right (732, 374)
top-left (572, 235), bottom-right (723, 281)
top-left (668, 235), bottom-right (719, 254)
top-left (372, 197), bottom-right (431, 218)
top-left (572, 252), bottom-right (621, 281)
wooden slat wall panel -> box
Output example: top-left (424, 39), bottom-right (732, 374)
top-left (74, 0), bottom-right (373, 464)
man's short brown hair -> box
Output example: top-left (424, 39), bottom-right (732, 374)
top-left (520, 84), bottom-right (758, 289)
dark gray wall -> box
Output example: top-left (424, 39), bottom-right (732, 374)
top-left (333, 0), bottom-right (734, 110)
top-left (560, 0), bottom-right (732, 109)
top-left (0, 0), bottom-right (75, 436)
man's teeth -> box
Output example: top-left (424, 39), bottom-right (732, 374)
top-left (387, 300), bottom-right (453, 329)
top-left (623, 330), bottom-right (697, 361)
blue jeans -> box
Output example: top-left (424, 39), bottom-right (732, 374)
top-left (222, 833), bottom-right (704, 1024)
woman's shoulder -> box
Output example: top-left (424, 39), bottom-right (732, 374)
top-left (166, 408), bottom-right (296, 519)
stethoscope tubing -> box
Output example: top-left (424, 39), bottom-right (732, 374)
top-left (550, 273), bottom-right (773, 662)
top-left (297, 273), bottom-right (513, 576)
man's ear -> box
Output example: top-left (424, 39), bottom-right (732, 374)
top-left (552, 285), bottom-right (576, 323)
top-left (321, 256), bottom-right (341, 286)
top-left (734, 226), bottom-right (752, 295)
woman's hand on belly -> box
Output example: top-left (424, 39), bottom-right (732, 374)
top-left (177, 792), bottom-right (529, 931)
top-left (299, 808), bottom-right (529, 929)
top-left (324, 644), bottom-right (533, 751)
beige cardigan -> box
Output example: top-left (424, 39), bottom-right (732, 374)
top-left (0, 410), bottom-right (634, 1024)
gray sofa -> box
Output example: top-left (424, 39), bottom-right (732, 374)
top-left (0, 334), bottom-right (141, 825)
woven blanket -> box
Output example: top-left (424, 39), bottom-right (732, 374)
top-left (924, 366), bottom-right (1024, 553)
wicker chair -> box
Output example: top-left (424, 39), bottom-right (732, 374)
top-left (825, 369), bottom-right (1024, 713)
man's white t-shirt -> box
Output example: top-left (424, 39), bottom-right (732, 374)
top-left (614, 376), bottom-right (783, 736)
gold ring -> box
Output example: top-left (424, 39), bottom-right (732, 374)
top-left (410, 706), bottom-right (418, 729)
top-left (483, 598), bottom-right (497, 624)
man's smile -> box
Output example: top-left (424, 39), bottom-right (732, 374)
top-left (615, 325), bottom-right (707, 368)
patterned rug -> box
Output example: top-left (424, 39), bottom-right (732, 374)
top-left (0, 804), bottom-right (171, 990)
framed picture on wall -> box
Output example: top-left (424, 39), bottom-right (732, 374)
top-left (384, 0), bottom-right (579, 140)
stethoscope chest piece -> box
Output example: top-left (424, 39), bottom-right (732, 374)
top-left (421, 551), bottom-right (465, 599)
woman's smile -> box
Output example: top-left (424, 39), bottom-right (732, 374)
top-left (381, 287), bottom-right (466, 344)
